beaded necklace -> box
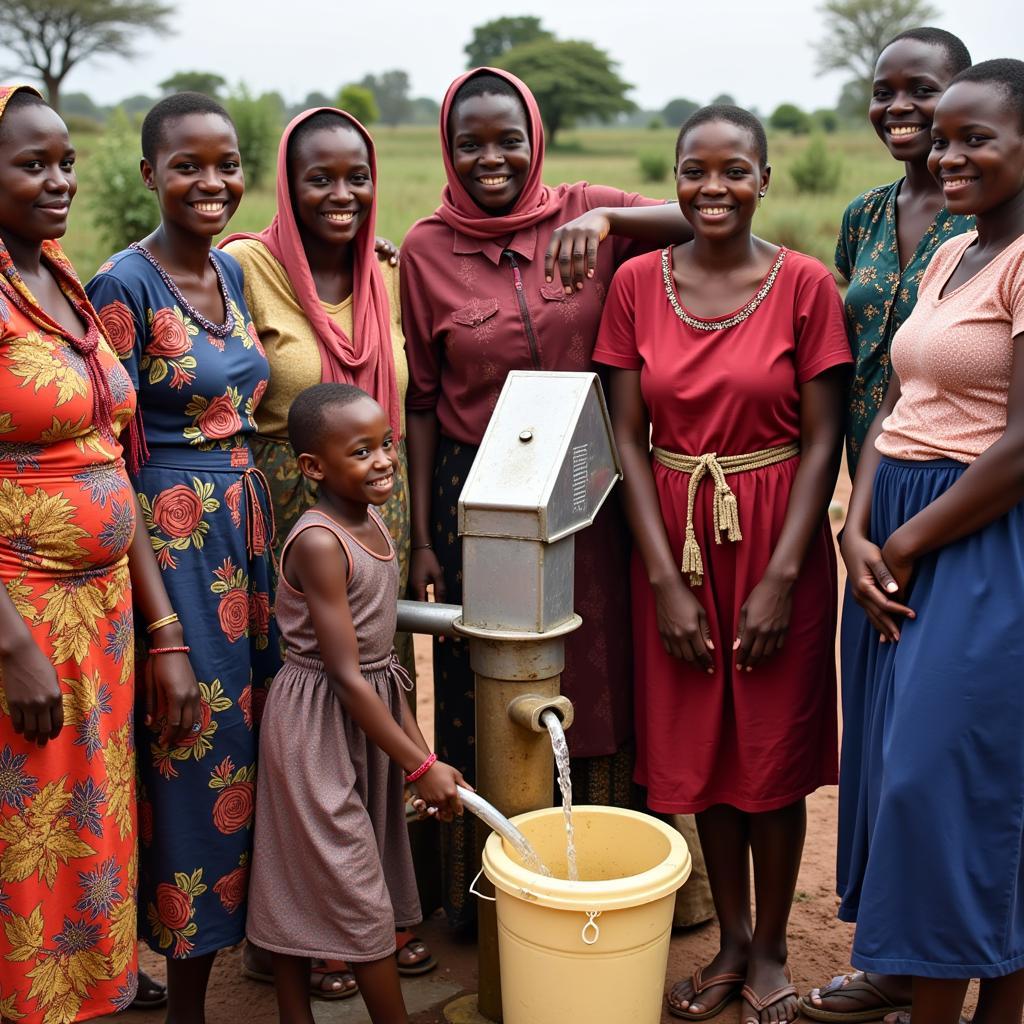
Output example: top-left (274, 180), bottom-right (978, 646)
top-left (129, 242), bottom-right (235, 338)
top-left (662, 246), bottom-right (787, 332)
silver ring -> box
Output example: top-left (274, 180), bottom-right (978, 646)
top-left (190, 722), bottom-right (202, 734)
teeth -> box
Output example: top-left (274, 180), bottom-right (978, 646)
top-left (944, 177), bottom-right (975, 187)
top-left (889, 126), bottom-right (921, 136)
top-left (700, 207), bottom-right (731, 215)
top-left (193, 201), bottom-right (226, 212)
top-left (479, 176), bottom-right (509, 185)
top-left (322, 211), bottom-right (354, 221)
top-left (369, 475), bottom-right (393, 488)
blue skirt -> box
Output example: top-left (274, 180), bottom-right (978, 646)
top-left (838, 457), bottom-right (1024, 978)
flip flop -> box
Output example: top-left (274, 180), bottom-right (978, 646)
top-left (395, 930), bottom-right (438, 976)
top-left (667, 964), bottom-right (746, 1020)
top-left (799, 972), bottom-right (912, 1022)
top-left (740, 965), bottom-right (798, 1024)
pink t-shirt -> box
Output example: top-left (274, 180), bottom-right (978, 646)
top-left (877, 232), bottom-right (1024, 463)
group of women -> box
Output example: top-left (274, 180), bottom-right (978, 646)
top-left (0, 22), bottom-right (1022, 1024)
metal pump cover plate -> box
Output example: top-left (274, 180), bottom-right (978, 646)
top-left (458, 371), bottom-right (622, 543)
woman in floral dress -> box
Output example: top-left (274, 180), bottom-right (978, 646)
top-left (85, 92), bottom-right (277, 1023)
top-left (0, 85), bottom-right (196, 1023)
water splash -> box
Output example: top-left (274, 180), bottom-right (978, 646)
top-left (541, 709), bottom-right (578, 881)
top-left (458, 786), bottom-right (551, 876)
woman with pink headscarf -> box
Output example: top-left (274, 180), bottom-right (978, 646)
top-left (401, 67), bottom-right (695, 930)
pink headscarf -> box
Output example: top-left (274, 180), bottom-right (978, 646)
top-left (221, 108), bottom-right (400, 439)
top-left (436, 67), bottom-right (556, 240)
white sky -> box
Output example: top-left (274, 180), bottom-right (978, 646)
top-left (12, 0), bottom-right (1024, 113)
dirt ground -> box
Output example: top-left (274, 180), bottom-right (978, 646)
top-left (102, 472), bottom-right (980, 1023)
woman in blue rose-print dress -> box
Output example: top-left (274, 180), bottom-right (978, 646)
top-left (85, 92), bottom-right (278, 1023)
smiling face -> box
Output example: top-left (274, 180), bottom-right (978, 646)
top-left (675, 120), bottom-right (769, 240)
top-left (289, 123), bottom-right (373, 249)
top-left (869, 39), bottom-right (956, 162)
top-left (928, 79), bottom-right (1024, 218)
top-left (449, 92), bottom-right (532, 215)
top-left (0, 101), bottom-right (76, 245)
top-left (299, 396), bottom-right (398, 509)
top-left (141, 112), bottom-right (243, 238)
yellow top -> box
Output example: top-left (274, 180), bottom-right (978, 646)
top-left (224, 237), bottom-right (408, 440)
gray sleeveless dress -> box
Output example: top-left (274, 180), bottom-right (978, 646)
top-left (246, 508), bottom-right (421, 961)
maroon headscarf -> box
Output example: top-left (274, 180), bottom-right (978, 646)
top-left (221, 107), bottom-right (400, 439)
top-left (436, 67), bottom-right (556, 240)
top-left (0, 84), bottom-right (127, 453)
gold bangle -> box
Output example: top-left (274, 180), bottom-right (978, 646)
top-left (146, 613), bottom-right (180, 635)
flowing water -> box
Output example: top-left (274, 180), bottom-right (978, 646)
top-left (541, 709), bottom-right (579, 882)
top-left (458, 786), bottom-right (551, 876)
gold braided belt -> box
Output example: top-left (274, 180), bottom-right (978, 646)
top-left (652, 443), bottom-right (800, 586)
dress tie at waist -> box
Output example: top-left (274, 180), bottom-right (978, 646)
top-left (285, 649), bottom-right (414, 692)
top-left (652, 442), bottom-right (799, 587)
top-left (240, 467), bottom-right (276, 562)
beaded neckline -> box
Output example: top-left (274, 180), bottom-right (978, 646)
top-left (661, 246), bottom-right (787, 331)
top-left (129, 242), bottom-right (235, 338)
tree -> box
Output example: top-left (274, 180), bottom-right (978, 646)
top-left (710, 93), bottom-right (736, 106)
top-left (497, 39), bottom-right (634, 146)
top-left (337, 84), bottom-right (378, 126)
top-left (812, 107), bottom-right (841, 133)
top-left (62, 91), bottom-right (105, 120)
top-left (224, 85), bottom-right (282, 190)
top-left (158, 71), bottom-right (227, 97)
top-left (814, 0), bottom-right (939, 97)
top-left (662, 97), bottom-right (699, 127)
top-left (115, 93), bottom-right (154, 116)
top-left (464, 16), bottom-right (553, 68)
top-left (0, 0), bottom-right (172, 114)
top-left (409, 96), bottom-right (441, 125)
top-left (836, 78), bottom-right (870, 122)
top-left (359, 70), bottom-right (411, 126)
top-left (770, 102), bottom-right (812, 134)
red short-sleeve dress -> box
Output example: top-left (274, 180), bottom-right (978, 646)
top-left (594, 247), bottom-right (852, 813)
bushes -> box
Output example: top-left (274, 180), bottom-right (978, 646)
top-left (770, 103), bottom-right (811, 135)
top-left (224, 86), bottom-right (282, 191)
top-left (789, 136), bottom-right (842, 195)
top-left (85, 108), bottom-right (158, 259)
top-left (638, 151), bottom-right (670, 183)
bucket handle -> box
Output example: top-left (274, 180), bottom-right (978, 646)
top-left (581, 910), bottom-right (601, 945)
top-left (469, 866), bottom-right (496, 903)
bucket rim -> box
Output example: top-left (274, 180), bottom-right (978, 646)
top-left (481, 805), bottom-right (692, 913)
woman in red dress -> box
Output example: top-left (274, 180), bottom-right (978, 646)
top-left (0, 85), bottom-right (195, 1023)
top-left (594, 106), bottom-right (850, 1024)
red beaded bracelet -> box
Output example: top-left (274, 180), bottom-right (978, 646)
top-left (148, 646), bottom-right (191, 656)
top-left (406, 752), bottom-right (437, 782)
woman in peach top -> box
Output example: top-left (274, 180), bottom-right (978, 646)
top-left (837, 60), bottom-right (1024, 1024)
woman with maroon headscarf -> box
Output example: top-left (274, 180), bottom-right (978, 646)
top-left (401, 67), bottom-right (695, 929)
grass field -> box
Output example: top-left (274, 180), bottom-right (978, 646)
top-left (61, 124), bottom-right (897, 277)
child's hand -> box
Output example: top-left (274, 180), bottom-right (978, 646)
top-left (413, 761), bottom-right (470, 822)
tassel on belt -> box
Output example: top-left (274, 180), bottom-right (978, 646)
top-left (652, 442), bottom-right (799, 586)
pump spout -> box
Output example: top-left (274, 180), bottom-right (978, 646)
top-left (507, 694), bottom-right (574, 734)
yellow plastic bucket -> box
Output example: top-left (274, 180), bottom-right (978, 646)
top-left (480, 805), bottom-right (691, 1024)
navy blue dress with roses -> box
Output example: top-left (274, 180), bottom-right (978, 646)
top-left (87, 248), bottom-right (279, 958)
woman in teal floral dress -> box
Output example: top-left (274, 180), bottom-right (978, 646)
top-left (85, 93), bottom-right (278, 1023)
top-left (836, 27), bottom-right (974, 478)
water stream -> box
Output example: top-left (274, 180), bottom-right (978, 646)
top-left (458, 786), bottom-right (551, 876)
top-left (541, 709), bottom-right (579, 882)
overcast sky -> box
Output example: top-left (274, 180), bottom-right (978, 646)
top-left (15, 0), bottom-right (1023, 113)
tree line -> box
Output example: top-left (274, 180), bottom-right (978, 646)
top-left (1, 0), bottom-right (941, 143)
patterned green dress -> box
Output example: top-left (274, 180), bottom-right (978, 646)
top-left (836, 180), bottom-right (973, 476)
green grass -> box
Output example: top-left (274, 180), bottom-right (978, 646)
top-left (62, 126), bottom-right (897, 278)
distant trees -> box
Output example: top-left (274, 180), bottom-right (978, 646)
top-left (158, 71), bottom-right (227, 98)
top-left (662, 98), bottom-right (700, 127)
top-left (337, 84), bottom-right (378, 126)
top-left (464, 16), bottom-right (552, 67)
top-left (814, 0), bottom-right (939, 105)
top-left (358, 71), bottom-right (412, 126)
top-left (497, 39), bottom-right (634, 145)
top-left (770, 102), bottom-right (812, 134)
top-left (224, 86), bottom-right (283, 189)
top-left (0, 0), bottom-right (171, 113)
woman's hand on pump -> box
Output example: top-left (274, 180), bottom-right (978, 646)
top-left (413, 761), bottom-right (470, 822)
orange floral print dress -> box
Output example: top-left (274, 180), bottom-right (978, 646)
top-left (0, 238), bottom-right (139, 1020)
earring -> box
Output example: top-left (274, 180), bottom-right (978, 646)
top-left (759, 190), bottom-right (767, 198)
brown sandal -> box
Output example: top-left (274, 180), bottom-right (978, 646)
top-left (394, 930), bottom-right (437, 976)
top-left (740, 966), bottom-right (798, 1024)
top-left (667, 964), bottom-right (746, 1020)
top-left (799, 972), bottom-right (912, 1022)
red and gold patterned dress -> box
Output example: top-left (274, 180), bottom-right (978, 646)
top-left (0, 238), bottom-right (139, 1020)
